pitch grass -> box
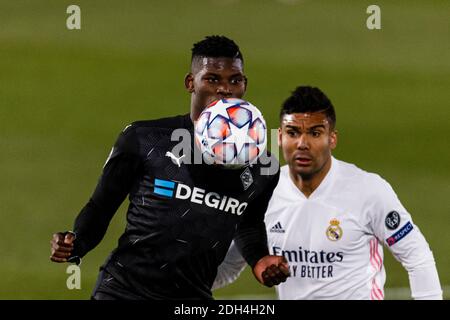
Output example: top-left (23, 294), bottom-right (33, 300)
top-left (0, 0), bottom-right (448, 299)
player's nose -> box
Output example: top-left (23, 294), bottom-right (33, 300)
top-left (216, 84), bottom-right (232, 97)
top-left (297, 134), bottom-right (309, 149)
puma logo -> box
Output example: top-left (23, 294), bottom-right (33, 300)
top-left (165, 152), bottom-right (186, 167)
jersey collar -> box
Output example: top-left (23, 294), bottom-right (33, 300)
top-left (287, 156), bottom-right (337, 200)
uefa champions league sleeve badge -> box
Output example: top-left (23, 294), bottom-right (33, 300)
top-left (385, 211), bottom-right (401, 230)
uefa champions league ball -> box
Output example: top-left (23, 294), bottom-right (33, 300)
top-left (194, 98), bottom-right (267, 168)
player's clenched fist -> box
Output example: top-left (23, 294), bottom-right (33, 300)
top-left (50, 231), bottom-right (75, 263)
top-left (253, 255), bottom-right (290, 287)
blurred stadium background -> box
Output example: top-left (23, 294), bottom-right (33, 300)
top-left (0, 0), bottom-right (448, 299)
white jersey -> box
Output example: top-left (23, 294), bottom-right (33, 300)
top-left (214, 157), bottom-right (442, 300)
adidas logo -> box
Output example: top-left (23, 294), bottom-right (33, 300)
top-left (270, 222), bottom-right (285, 233)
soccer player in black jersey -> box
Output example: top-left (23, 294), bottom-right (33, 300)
top-left (50, 35), bottom-right (289, 299)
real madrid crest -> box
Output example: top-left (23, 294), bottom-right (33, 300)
top-left (326, 218), bottom-right (343, 241)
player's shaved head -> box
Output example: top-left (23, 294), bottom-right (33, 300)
top-left (280, 86), bottom-right (336, 130)
top-left (191, 35), bottom-right (244, 72)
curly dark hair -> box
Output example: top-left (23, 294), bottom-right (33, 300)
top-left (191, 35), bottom-right (243, 64)
top-left (280, 86), bottom-right (336, 129)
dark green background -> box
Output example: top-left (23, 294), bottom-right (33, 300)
top-left (0, 0), bottom-right (448, 299)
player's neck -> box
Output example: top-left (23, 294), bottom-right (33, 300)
top-left (190, 98), bottom-right (203, 122)
top-left (290, 158), bottom-right (332, 198)
top-left (190, 110), bottom-right (199, 123)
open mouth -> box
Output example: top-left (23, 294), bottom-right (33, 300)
top-left (295, 156), bottom-right (312, 166)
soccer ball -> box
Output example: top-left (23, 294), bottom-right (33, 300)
top-left (194, 98), bottom-right (267, 168)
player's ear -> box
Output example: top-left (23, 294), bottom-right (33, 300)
top-left (243, 75), bottom-right (248, 91)
top-left (330, 129), bottom-right (337, 150)
top-left (184, 73), bottom-right (194, 93)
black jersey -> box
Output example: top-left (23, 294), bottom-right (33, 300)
top-left (71, 113), bottom-right (279, 299)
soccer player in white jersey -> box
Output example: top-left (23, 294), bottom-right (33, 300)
top-left (213, 86), bottom-right (443, 300)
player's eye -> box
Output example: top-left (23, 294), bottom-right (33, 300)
top-left (205, 77), bottom-right (218, 83)
top-left (230, 78), bottom-right (243, 85)
top-left (310, 130), bottom-right (322, 137)
top-left (287, 130), bottom-right (297, 137)
top-left (313, 131), bottom-right (321, 137)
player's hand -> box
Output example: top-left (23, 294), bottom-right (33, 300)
top-left (252, 255), bottom-right (290, 287)
top-left (50, 232), bottom-right (75, 263)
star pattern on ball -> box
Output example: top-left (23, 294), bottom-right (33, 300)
top-left (211, 103), bottom-right (232, 120)
top-left (222, 121), bottom-right (256, 155)
top-left (204, 135), bottom-right (221, 153)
